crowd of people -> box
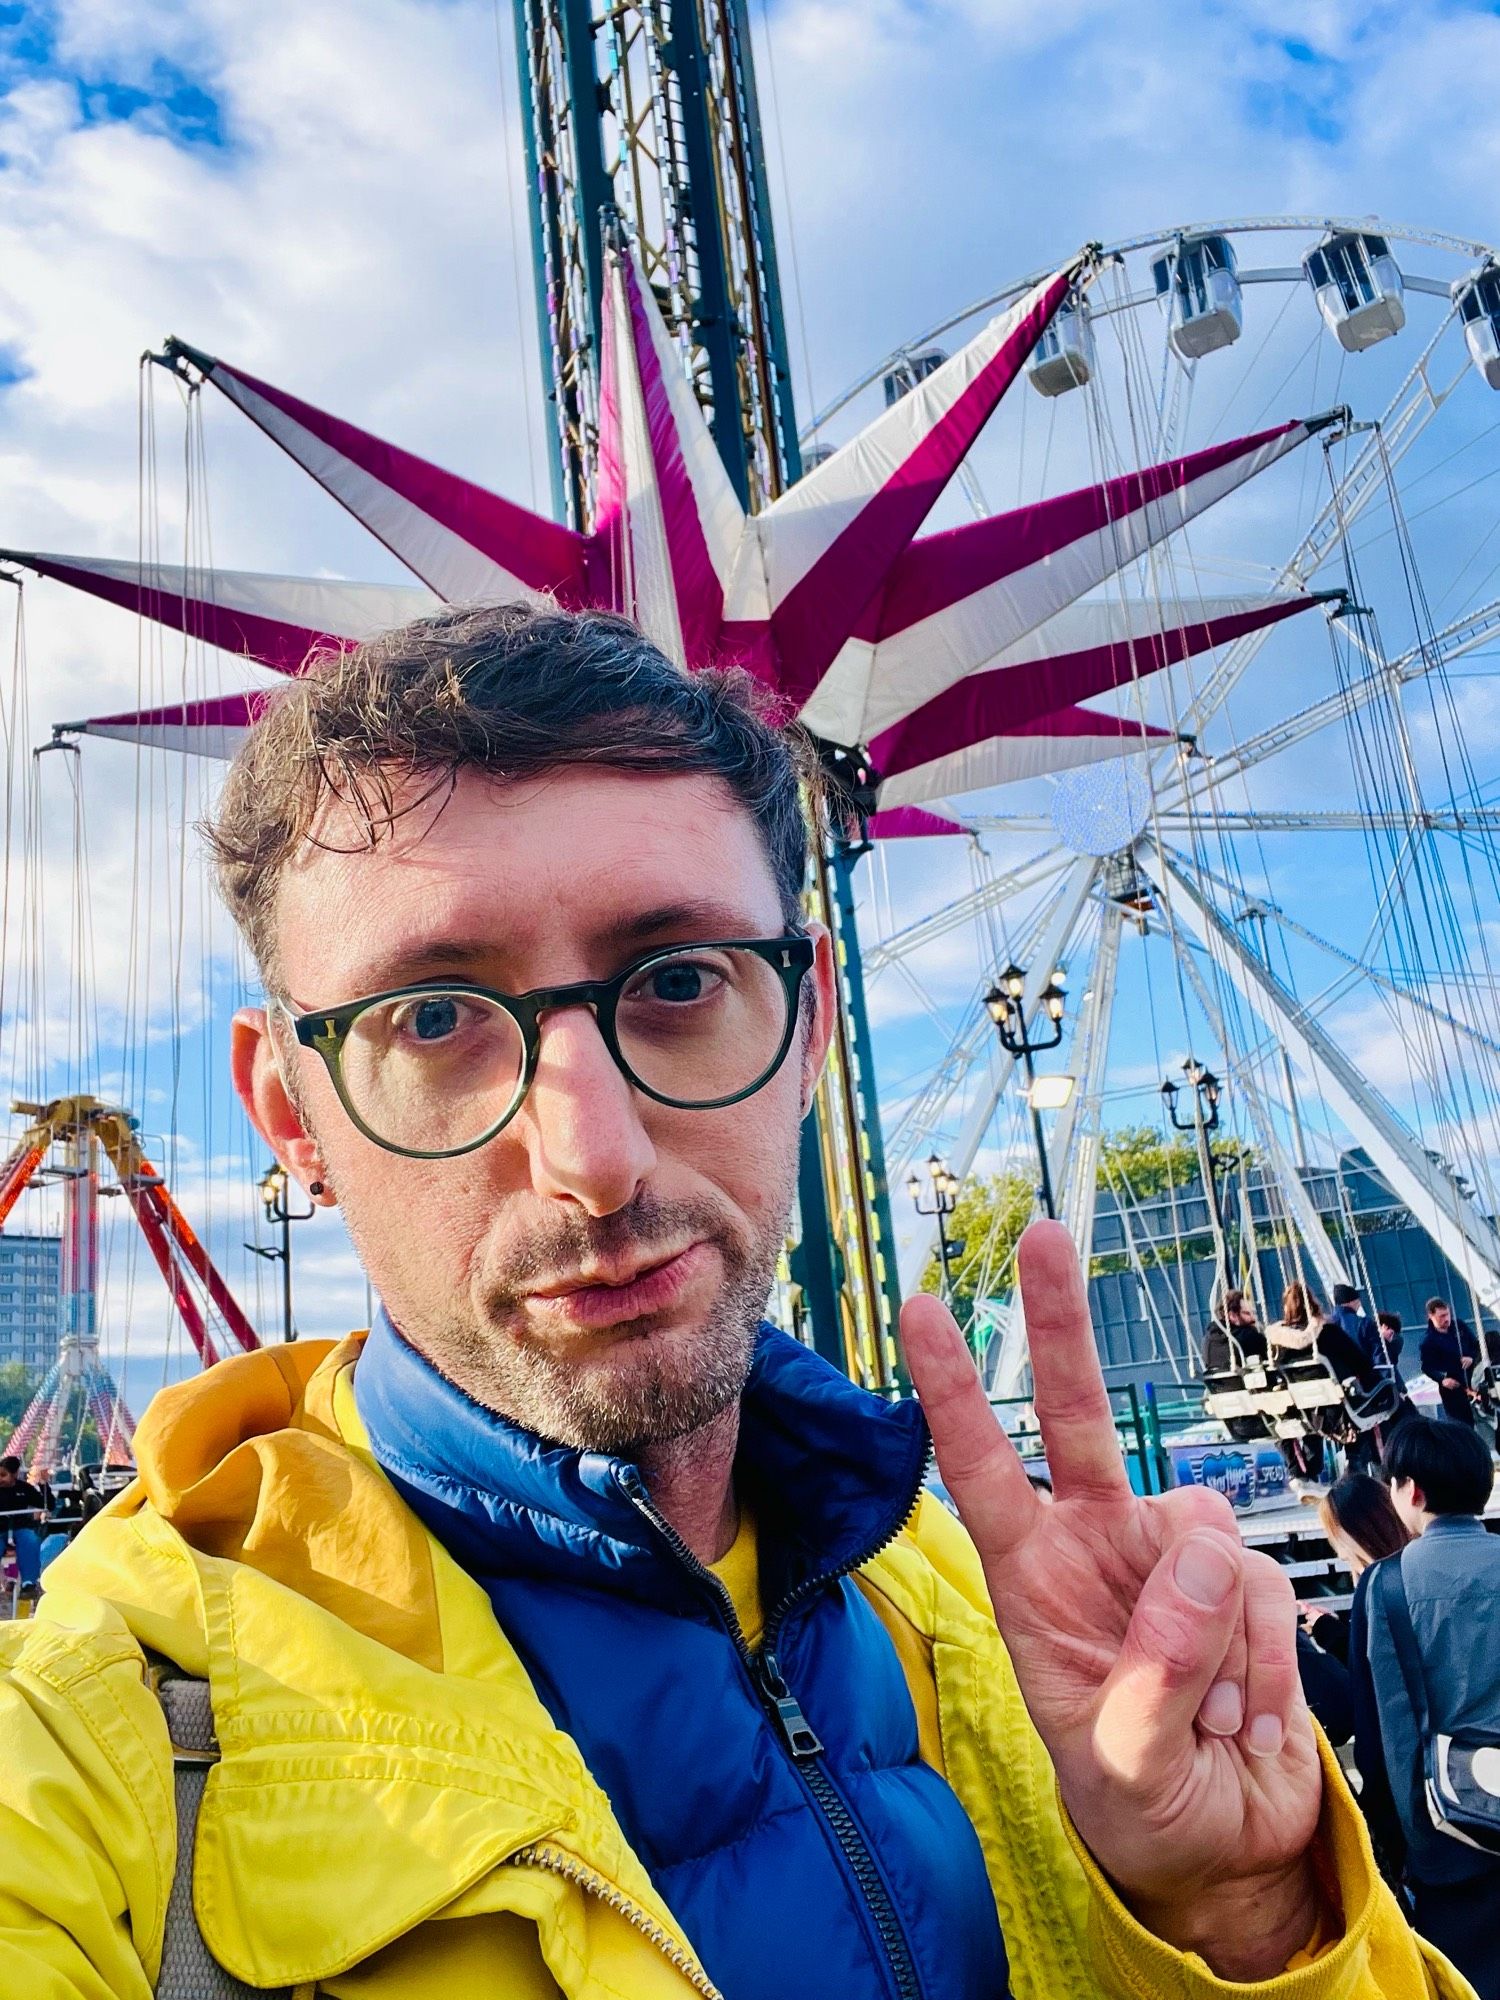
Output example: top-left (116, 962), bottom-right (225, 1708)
top-left (1203, 1279), bottom-right (1496, 1487)
top-left (1203, 1282), bottom-right (1500, 1997)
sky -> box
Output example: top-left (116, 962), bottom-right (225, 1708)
top-left (2, 0), bottom-right (1500, 1410)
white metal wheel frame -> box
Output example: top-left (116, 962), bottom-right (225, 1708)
top-left (839, 218), bottom-right (1500, 1334)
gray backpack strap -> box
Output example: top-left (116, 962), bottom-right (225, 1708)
top-left (150, 1665), bottom-right (297, 1999)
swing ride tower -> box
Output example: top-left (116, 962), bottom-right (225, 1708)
top-left (0, 1097), bottom-right (262, 1475)
top-left (511, 0), bottom-right (902, 1376)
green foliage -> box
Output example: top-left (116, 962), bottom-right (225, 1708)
top-left (918, 1169), bottom-right (1035, 1329)
top-left (915, 1128), bottom-right (1265, 1302)
top-left (1098, 1124), bottom-right (1201, 1199)
top-left (0, 1361), bottom-right (39, 1434)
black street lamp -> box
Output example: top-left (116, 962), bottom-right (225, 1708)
top-left (1161, 1059), bottom-right (1233, 1296)
top-left (984, 963), bottom-right (1067, 1219)
top-left (907, 1154), bottom-right (961, 1300)
top-left (246, 1164), bottom-right (316, 1343)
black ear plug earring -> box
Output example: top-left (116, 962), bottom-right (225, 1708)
top-left (309, 1181), bottom-right (326, 1197)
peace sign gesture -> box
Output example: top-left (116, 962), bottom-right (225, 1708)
top-left (903, 1220), bottom-right (1325, 1981)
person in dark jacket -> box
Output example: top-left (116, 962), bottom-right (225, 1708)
top-left (1310, 1474), bottom-right (1414, 1881)
top-left (1296, 1627), bottom-right (1353, 1745)
top-left (1377, 1311), bottom-right (1405, 1371)
top-left (1419, 1299), bottom-right (1480, 1426)
top-left (1201, 1290), bottom-right (1270, 1444)
top-left (1331, 1283), bottom-right (1383, 1372)
top-left (1360, 1420), bottom-right (1500, 1997)
top-left (1201, 1288), bottom-right (1267, 1376)
top-left (0, 1454), bottom-right (46, 1596)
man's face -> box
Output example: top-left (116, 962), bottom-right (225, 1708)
top-left (0, 1466), bottom-right (14, 1489)
top-left (1432, 1305), bottom-right (1452, 1331)
top-left (1230, 1301), bottom-right (1254, 1326)
top-left (233, 765), bottom-right (834, 1454)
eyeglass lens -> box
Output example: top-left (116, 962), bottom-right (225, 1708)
top-left (337, 945), bottom-right (795, 1154)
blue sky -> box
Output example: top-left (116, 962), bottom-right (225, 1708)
top-left (1, 0), bottom-right (1499, 1398)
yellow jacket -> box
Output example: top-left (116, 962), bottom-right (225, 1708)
top-left (0, 1337), bottom-right (1472, 1999)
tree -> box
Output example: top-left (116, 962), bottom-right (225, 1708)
top-left (0, 1362), bottom-right (39, 1435)
top-left (918, 1169), bottom-right (1036, 1331)
top-left (914, 1128), bottom-right (1255, 1303)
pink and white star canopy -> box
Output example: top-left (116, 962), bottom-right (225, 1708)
top-left (8, 241), bottom-right (1335, 834)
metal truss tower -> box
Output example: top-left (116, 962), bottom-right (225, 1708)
top-left (512, 0), bottom-right (904, 1381)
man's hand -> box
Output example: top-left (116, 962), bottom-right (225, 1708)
top-left (902, 1220), bottom-right (1324, 1981)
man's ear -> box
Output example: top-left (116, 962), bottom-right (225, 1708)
top-left (231, 1006), bottom-right (332, 1201)
top-left (799, 921), bottom-right (837, 1116)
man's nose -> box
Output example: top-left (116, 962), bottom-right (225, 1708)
top-left (515, 1004), bottom-right (656, 1214)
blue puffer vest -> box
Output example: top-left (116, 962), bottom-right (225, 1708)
top-left (356, 1313), bottom-right (1007, 2000)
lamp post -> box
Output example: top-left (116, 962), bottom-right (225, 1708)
top-left (246, 1164), bottom-right (316, 1343)
top-left (985, 963), bottom-right (1067, 1219)
top-left (1161, 1059), bottom-right (1231, 1297)
top-left (907, 1154), bottom-right (961, 1301)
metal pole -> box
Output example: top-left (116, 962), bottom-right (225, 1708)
top-left (1021, 1043), bottom-right (1058, 1220)
top-left (281, 1195), bottom-right (295, 1344)
top-left (1192, 1105), bottom-right (1229, 1299)
top-left (935, 1219), bottom-right (954, 1300)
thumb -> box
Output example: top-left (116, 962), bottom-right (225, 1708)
top-left (1093, 1532), bottom-right (1244, 1788)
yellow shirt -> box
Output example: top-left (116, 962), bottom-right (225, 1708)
top-left (713, 1506), bottom-right (1337, 1972)
top-left (707, 1506), bottom-right (764, 1650)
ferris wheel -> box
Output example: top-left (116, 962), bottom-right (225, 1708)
top-left (830, 217), bottom-right (1500, 1344)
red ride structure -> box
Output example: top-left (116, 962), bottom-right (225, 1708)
top-left (0, 1095), bottom-right (259, 1474)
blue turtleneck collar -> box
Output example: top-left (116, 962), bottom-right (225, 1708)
top-left (354, 1308), bottom-right (931, 1613)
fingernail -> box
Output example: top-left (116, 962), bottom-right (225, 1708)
top-left (1198, 1679), bottom-right (1243, 1737)
top-left (1247, 1714), bottom-right (1284, 1758)
top-left (1174, 1536), bottom-right (1237, 1608)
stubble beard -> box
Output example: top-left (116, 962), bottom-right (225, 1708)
top-left (364, 1180), bottom-right (795, 1455)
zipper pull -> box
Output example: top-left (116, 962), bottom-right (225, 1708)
top-left (758, 1650), bottom-right (823, 1759)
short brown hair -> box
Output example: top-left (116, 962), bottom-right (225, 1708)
top-left (206, 604), bottom-right (816, 979)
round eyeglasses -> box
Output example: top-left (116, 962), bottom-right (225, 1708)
top-left (279, 934), bottom-right (816, 1160)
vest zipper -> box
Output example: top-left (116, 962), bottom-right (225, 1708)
top-left (511, 1842), bottom-right (724, 1998)
top-left (618, 1458), bottom-right (930, 2000)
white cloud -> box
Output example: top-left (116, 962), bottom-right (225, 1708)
top-left (4, 0), bottom-right (1500, 1399)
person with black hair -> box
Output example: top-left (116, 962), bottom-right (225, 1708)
top-left (1377, 1312), bottom-right (1405, 1372)
top-left (0, 1454), bottom-right (45, 1599)
top-left (1309, 1476), bottom-right (1414, 1881)
top-left (1355, 1420), bottom-right (1500, 1995)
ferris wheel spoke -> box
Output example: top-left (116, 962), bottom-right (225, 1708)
top-left (1164, 905), bottom-right (1350, 1300)
top-left (865, 845), bottom-right (1069, 973)
top-left (1172, 311), bottom-right (1469, 745)
top-left (1052, 900), bottom-right (1122, 1263)
top-left (1148, 839), bottom-right (1500, 1310)
top-left (893, 858), bottom-right (1099, 1287)
top-left (1228, 890), bottom-right (1500, 1064)
top-left (1161, 597), bottom-right (1500, 808)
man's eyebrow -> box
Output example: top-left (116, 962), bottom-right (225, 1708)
top-left (319, 903), bottom-right (779, 1000)
top-left (592, 900), bottom-right (773, 951)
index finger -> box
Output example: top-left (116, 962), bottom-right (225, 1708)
top-left (1018, 1218), bottom-right (1131, 1501)
top-left (901, 1290), bottom-right (1044, 1566)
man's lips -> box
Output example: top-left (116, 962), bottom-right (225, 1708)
top-left (522, 1242), bottom-right (713, 1330)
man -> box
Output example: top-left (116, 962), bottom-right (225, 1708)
top-left (0, 1454), bottom-right (44, 1602)
top-left (1331, 1284), bottom-right (1383, 1375)
top-left (0, 608), bottom-right (1462, 1996)
top-left (1200, 1287), bottom-right (1266, 1377)
top-left (1201, 1289), bottom-right (1269, 1447)
top-left (1359, 1420), bottom-right (1500, 1998)
top-left (1420, 1299), bottom-right (1481, 1427)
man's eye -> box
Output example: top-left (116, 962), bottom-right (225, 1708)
top-left (650, 963), bottom-right (707, 1003)
top-left (388, 996), bottom-right (465, 1043)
